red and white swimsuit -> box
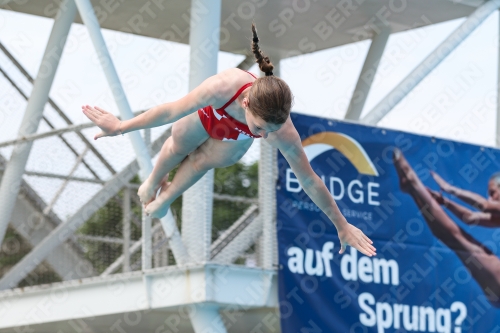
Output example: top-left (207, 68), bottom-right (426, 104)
top-left (198, 70), bottom-right (262, 141)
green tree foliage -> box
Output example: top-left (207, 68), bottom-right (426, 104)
top-left (0, 226), bottom-right (61, 287)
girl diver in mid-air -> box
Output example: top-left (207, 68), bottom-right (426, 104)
top-left (82, 23), bottom-right (376, 257)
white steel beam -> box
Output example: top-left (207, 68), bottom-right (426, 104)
top-left (0, 129), bottom-right (171, 290)
top-left (181, 0), bottom-right (221, 264)
top-left (9, 187), bottom-right (96, 281)
top-left (0, 111), bottom-right (143, 149)
top-left (73, 0), bottom-right (189, 267)
top-left (75, 234), bottom-right (124, 244)
top-left (0, 128), bottom-right (82, 149)
top-left (42, 115), bottom-right (101, 179)
top-left (361, 0), bottom-right (500, 125)
top-left (74, 0), bottom-right (151, 179)
top-left (0, 0), bottom-right (76, 246)
top-left (345, 27), bottom-right (390, 121)
top-left (179, 1), bottom-right (226, 332)
top-left (0, 42), bottom-right (116, 175)
top-left (18, 171), bottom-right (104, 184)
top-left (0, 155), bottom-right (95, 281)
top-left (237, 55), bottom-right (256, 71)
top-left (0, 153), bottom-right (138, 290)
top-left (0, 65), bottom-right (101, 179)
top-left (213, 193), bottom-right (258, 204)
top-left (0, 264), bottom-right (277, 330)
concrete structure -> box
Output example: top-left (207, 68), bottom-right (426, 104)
top-left (0, 265), bottom-right (278, 333)
top-left (0, 0), bottom-right (498, 332)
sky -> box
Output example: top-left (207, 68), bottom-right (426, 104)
top-left (0, 7), bottom-right (498, 218)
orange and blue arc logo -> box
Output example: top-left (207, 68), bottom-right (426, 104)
top-left (302, 132), bottom-right (379, 176)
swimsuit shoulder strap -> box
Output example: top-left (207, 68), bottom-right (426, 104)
top-left (217, 82), bottom-right (253, 111)
top-left (238, 68), bottom-right (257, 79)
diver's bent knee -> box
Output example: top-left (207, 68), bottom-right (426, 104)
top-left (169, 142), bottom-right (190, 157)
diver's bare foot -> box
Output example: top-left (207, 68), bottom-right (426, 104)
top-left (430, 171), bottom-right (454, 194)
top-left (144, 181), bottom-right (171, 219)
top-left (137, 174), bottom-right (169, 206)
top-left (393, 148), bottom-right (421, 193)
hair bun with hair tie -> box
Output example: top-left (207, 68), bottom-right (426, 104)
top-left (265, 72), bottom-right (273, 76)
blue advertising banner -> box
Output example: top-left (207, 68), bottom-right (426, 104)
top-left (277, 113), bottom-right (500, 333)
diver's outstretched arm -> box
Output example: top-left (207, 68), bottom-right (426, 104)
top-left (427, 188), bottom-right (500, 227)
top-left (82, 75), bottom-right (223, 140)
top-left (431, 171), bottom-right (487, 207)
top-left (432, 171), bottom-right (500, 215)
top-left (394, 150), bottom-right (500, 306)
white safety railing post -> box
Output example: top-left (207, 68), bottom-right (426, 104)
top-left (142, 213), bottom-right (152, 270)
top-left (122, 187), bottom-right (131, 272)
top-left (0, 0), bottom-right (76, 246)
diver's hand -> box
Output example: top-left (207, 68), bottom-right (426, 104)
top-left (338, 223), bottom-right (376, 257)
top-left (431, 171), bottom-right (454, 194)
top-left (82, 105), bottom-right (121, 140)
